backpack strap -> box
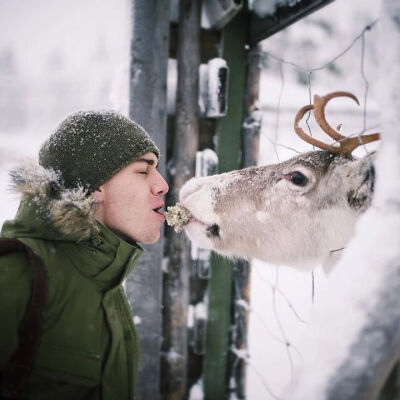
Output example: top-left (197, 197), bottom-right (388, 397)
top-left (0, 238), bottom-right (49, 399)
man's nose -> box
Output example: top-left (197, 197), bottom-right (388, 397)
top-left (153, 171), bottom-right (169, 195)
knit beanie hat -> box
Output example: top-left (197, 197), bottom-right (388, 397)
top-left (39, 111), bottom-right (160, 191)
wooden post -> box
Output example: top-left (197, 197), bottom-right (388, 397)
top-left (227, 43), bottom-right (262, 399)
top-left (128, 1), bottom-right (170, 399)
top-left (161, 1), bottom-right (201, 399)
top-left (203, 9), bottom-right (248, 400)
top-left (242, 45), bottom-right (262, 169)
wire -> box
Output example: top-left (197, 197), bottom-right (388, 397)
top-left (251, 19), bottom-right (379, 74)
top-left (274, 62), bottom-right (285, 162)
top-left (244, 18), bottom-right (379, 400)
top-left (261, 134), bottom-right (301, 155)
top-left (306, 71), bottom-right (315, 150)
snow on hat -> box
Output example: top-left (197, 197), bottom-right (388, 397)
top-left (39, 111), bottom-right (160, 191)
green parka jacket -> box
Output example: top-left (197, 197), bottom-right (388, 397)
top-left (0, 162), bottom-right (143, 399)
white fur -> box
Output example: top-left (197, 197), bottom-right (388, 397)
top-left (9, 160), bottom-right (99, 241)
top-left (179, 151), bottom-right (373, 270)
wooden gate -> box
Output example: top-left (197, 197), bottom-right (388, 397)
top-left (127, 1), bottom-right (335, 399)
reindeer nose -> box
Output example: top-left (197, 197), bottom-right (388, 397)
top-left (206, 224), bottom-right (220, 238)
top-left (363, 160), bottom-right (375, 184)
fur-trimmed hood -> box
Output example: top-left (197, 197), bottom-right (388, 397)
top-left (4, 160), bottom-right (100, 242)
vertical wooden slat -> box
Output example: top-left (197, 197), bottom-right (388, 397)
top-left (161, 1), bottom-right (201, 399)
top-left (227, 44), bottom-right (262, 399)
top-left (203, 9), bottom-right (248, 400)
top-left (128, 1), bottom-right (170, 399)
top-left (242, 45), bottom-right (262, 169)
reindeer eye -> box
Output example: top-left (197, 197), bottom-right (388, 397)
top-left (290, 171), bottom-right (308, 186)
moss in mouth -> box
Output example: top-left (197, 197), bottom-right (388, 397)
top-left (165, 203), bottom-right (192, 233)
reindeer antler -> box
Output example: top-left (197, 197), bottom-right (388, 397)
top-left (294, 91), bottom-right (380, 155)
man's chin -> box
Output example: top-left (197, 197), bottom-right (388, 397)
top-left (107, 226), bottom-right (160, 246)
top-left (137, 231), bottom-right (161, 245)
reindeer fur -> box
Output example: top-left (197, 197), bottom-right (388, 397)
top-left (179, 151), bottom-right (375, 271)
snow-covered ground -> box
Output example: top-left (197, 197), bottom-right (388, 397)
top-left (0, 1), bottom-right (391, 399)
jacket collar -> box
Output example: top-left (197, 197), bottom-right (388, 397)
top-left (7, 160), bottom-right (100, 242)
top-left (57, 223), bottom-right (143, 289)
top-left (2, 160), bottom-right (144, 289)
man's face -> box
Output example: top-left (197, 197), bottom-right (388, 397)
top-left (94, 152), bottom-right (169, 244)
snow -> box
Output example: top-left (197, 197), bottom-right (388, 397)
top-left (195, 149), bottom-right (218, 178)
top-left (250, 0), bottom-right (302, 18)
top-left (0, 0), bottom-right (130, 223)
top-left (247, 195), bottom-right (399, 398)
top-left (180, 58), bottom-right (229, 118)
top-left (187, 305), bottom-right (195, 328)
top-left (0, 0), bottom-right (397, 399)
top-left (165, 350), bottom-right (184, 363)
top-left (201, 0), bottom-right (243, 30)
top-left (205, 58), bottom-right (228, 118)
top-left (236, 299), bottom-right (251, 311)
top-left (285, 206), bottom-right (400, 399)
top-left (188, 379), bottom-right (204, 400)
top-left (188, 301), bottom-right (208, 331)
top-left (198, 64), bottom-right (209, 116)
top-left (167, 58), bottom-right (178, 116)
top-left (247, 1), bottom-right (386, 399)
top-left (231, 347), bottom-right (250, 362)
top-left (194, 302), bottom-right (208, 320)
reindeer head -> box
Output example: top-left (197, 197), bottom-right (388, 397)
top-left (179, 92), bottom-right (379, 270)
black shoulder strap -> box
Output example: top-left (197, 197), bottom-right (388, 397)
top-left (0, 238), bottom-right (49, 399)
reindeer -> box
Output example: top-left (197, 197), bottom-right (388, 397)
top-left (177, 92), bottom-right (380, 271)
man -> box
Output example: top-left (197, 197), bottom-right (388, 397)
top-left (0, 111), bottom-right (169, 399)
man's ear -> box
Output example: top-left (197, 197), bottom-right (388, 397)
top-left (92, 186), bottom-right (105, 203)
